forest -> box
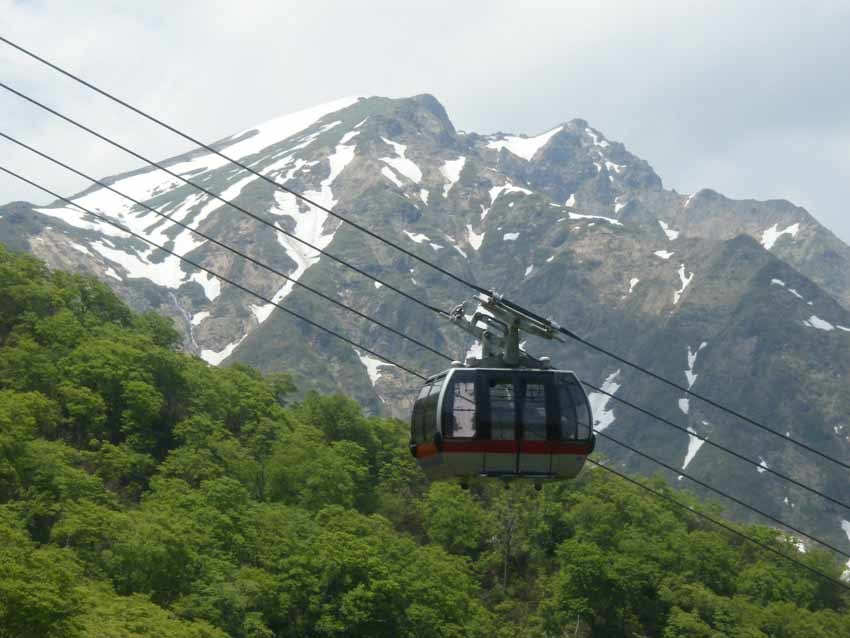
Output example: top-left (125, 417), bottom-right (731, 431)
top-left (1, 243), bottom-right (849, 638)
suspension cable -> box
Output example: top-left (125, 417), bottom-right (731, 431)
top-left (3, 36), bottom-right (849, 472)
top-left (0, 164), bottom-right (426, 380)
top-left (0, 131), bottom-right (451, 363)
top-left (10, 121), bottom-right (845, 518)
top-left (584, 381), bottom-right (850, 513)
top-left (0, 35), bottom-right (486, 296)
top-left (595, 429), bottom-right (850, 558)
top-left (587, 458), bottom-right (850, 593)
top-left (5, 152), bottom-right (848, 589)
top-left (0, 80), bottom-right (448, 320)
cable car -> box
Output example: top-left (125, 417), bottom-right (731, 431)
top-left (410, 293), bottom-right (595, 483)
top-left (410, 367), bottom-right (594, 480)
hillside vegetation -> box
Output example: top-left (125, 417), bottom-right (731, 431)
top-left (0, 244), bottom-right (848, 637)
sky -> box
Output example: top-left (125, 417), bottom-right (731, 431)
top-left (2, 0), bottom-right (849, 242)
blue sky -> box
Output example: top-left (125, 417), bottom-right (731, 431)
top-left (2, 0), bottom-right (848, 242)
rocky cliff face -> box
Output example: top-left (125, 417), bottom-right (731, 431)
top-left (3, 94), bottom-right (850, 552)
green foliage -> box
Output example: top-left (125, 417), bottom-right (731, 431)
top-left (0, 245), bottom-right (848, 637)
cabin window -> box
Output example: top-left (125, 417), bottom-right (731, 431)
top-left (419, 377), bottom-right (444, 443)
top-left (489, 379), bottom-right (516, 440)
top-left (521, 381), bottom-right (547, 440)
top-left (412, 378), bottom-right (445, 444)
top-left (411, 401), bottom-right (426, 444)
top-left (566, 379), bottom-right (592, 440)
top-left (446, 379), bottom-right (477, 438)
top-left (557, 376), bottom-right (579, 440)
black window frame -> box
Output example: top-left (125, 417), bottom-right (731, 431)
top-left (441, 370), bottom-right (479, 439)
top-left (517, 372), bottom-right (557, 442)
top-left (481, 374), bottom-right (517, 441)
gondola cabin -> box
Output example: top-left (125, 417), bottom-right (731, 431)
top-left (410, 367), bottom-right (595, 480)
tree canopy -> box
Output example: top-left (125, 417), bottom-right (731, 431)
top-left (0, 245), bottom-right (848, 637)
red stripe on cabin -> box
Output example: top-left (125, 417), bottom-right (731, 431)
top-left (414, 443), bottom-right (439, 458)
top-left (440, 440), bottom-right (592, 455)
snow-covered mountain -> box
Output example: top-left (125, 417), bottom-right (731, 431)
top-left (3, 94), bottom-right (850, 552)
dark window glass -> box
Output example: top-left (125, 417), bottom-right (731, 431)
top-left (558, 377), bottom-right (578, 440)
top-left (489, 379), bottom-right (516, 440)
top-left (521, 381), bottom-right (547, 440)
top-left (567, 380), bottom-right (591, 440)
top-left (420, 376), bottom-right (444, 442)
top-left (412, 402), bottom-right (425, 443)
top-left (417, 383), bottom-right (433, 400)
top-left (448, 380), bottom-right (476, 438)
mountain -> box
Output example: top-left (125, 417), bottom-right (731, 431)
top-left (2, 94), bottom-right (850, 552)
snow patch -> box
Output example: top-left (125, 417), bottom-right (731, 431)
top-left (379, 137), bottom-right (422, 183)
top-left (568, 212), bottom-right (623, 226)
top-left (628, 278), bottom-right (640, 294)
top-left (654, 250), bottom-right (674, 260)
top-left (524, 264), bottom-right (534, 277)
top-left (772, 279), bottom-right (811, 302)
top-left (224, 96), bottom-right (362, 162)
top-left (585, 127), bottom-right (610, 148)
top-left (466, 224), bottom-right (485, 251)
top-left (565, 193), bottom-right (576, 207)
top-left (420, 188), bottom-right (429, 204)
top-left (191, 311), bottom-right (210, 326)
top-left (673, 264), bottom-right (694, 304)
top-left (246, 303), bottom-right (273, 322)
top-left (757, 457), bottom-right (768, 474)
top-left (190, 272), bottom-right (222, 302)
top-left (404, 231), bottom-right (431, 244)
top-left (684, 342), bottom-right (708, 389)
top-left (503, 232), bottom-right (520, 241)
top-left (444, 235), bottom-right (469, 259)
top-left (487, 183), bottom-right (533, 217)
top-left (658, 220), bottom-right (680, 240)
top-left (587, 370), bottom-right (622, 432)
top-left (802, 315), bottom-right (835, 331)
top-left (354, 348), bottom-right (396, 386)
top-left (761, 222), bottom-right (800, 250)
top-left (440, 157), bottom-right (466, 197)
top-left (381, 166), bottom-right (403, 188)
top-left (69, 241), bottom-right (91, 256)
top-left (264, 139), bottom-right (355, 324)
top-left (678, 398), bottom-right (690, 415)
top-left (201, 335), bottom-right (247, 366)
top-left (486, 125), bottom-right (563, 160)
top-left (604, 160), bottom-right (625, 174)
top-left (339, 129), bottom-right (360, 144)
top-left (88, 240), bottom-right (186, 291)
top-left (682, 426), bottom-right (705, 470)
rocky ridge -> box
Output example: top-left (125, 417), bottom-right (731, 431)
top-left (2, 94), bottom-right (850, 553)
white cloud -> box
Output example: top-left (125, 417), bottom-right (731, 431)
top-left (1, 1), bottom-right (849, 243)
